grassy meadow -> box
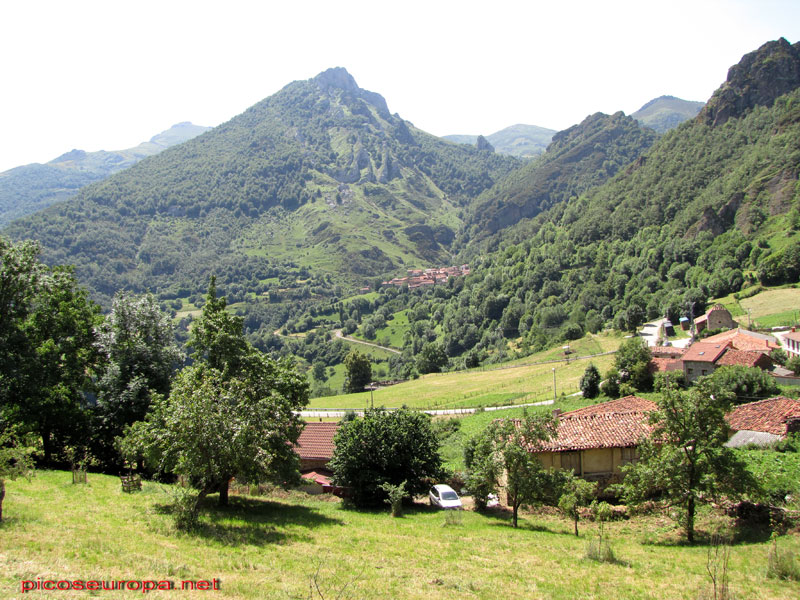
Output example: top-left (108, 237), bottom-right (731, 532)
top-left (307, 334), bottom-right (618, 410)
top-left (2, 471), bottom-right (798, 600)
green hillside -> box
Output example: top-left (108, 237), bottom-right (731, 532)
top-left (0, 122), bottom-right (210, 227)
top-left (4, 68), bottom-right (519, 310)
top-left (631, 95), bottom-right (704, 133)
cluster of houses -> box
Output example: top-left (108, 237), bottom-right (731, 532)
top-left (293, 394), bottom-right (800, 499)
top-left (652, 304), bottom-right (800, 385)
top-left (381, 265), bottom-right (470, 289)
top-left (292, 303), bottom-right (800, 503)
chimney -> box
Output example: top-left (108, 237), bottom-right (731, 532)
top-left (552, 409), bottom-right (562, 418)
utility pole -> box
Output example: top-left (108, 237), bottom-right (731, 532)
top-left (552, 367), bottom-right (557, 402)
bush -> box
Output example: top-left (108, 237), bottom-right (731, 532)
top-left (378, 481), bottom-right (406, 517)
top-left (584, 538), bottom-right (616, 563)
top-left (169, 486), bottom-right (200, 532)
top-left (767, 535), bottom-right (800, 581)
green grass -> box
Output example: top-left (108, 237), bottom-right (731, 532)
top-left (739, 288), bottom-right (800, 328)
top-left (307, 334), bottom-right (618, 410)
top-left (354, 309), bottom-right (410, 349)
top-left (3, 470), bottom-right (799, 599)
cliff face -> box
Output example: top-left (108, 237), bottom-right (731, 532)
top-left (700, 38), bottom-right (800, 127)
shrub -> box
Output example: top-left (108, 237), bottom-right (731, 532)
top-left (169, 486), bottom-right (200, 532)
top-left (767, 535), bottom-right (800, 581)
top-left (378, 481), bottom-right (406, 517)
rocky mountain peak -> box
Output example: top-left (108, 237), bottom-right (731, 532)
top-left (700, 37), bottom-right (800, 127)
top-left (313, 67), bottom-right (390, 117)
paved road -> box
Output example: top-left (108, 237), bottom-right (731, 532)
top-left (333, 329), bottom-right (402, 354)
top-left (299, 398), bottom-right (555, 418)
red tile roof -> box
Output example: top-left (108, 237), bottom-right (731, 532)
top-left (516, 396), bottom-right (657, 452)
top-left (564, 396), bottom-right (657, 417)
top-left (651, 346), bottom-right (686, 358)
top-left (725, 397), bottom-right (800, 436)
top-left (702, 328), bottom-right (779, 352)
top-left (682, 341), bottom-right (730, 363)
top-left (649, 357), bottom-right (683, 373)
top-left (295, 422), bottom-right (339, 461)
top-left (716, 349), bottom-right (771, 368)
top-left (785, 330), bottom-right (800, 343)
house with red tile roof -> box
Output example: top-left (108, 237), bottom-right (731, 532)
top-left (294, 422), bottom-right (338, 472)
top-left (725, 397), bottom-right (800, 447)
top-left (681, 341), bottom-right (731, 383)
top-left (519, 396), bottom-right (657, 487)
top-left (716, 349), bottom-right (773, 370)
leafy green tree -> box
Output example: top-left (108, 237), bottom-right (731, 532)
top-left (580, 363), bottom-right (601, 399)
top-left (0, 238), bottom-right (100, 464)
top-left (621, 386), bottom-right (757, 543)
top-left (698, 365), bottom-right (779, 404)
top-left (558, 473), bottom-right (597, 536)
top-left (92, 292), bottom-right (184, 470)
top-left (787, 355), bottom-right (800, 376)
top-left (343, 350), bottom-right (372, 393)
top-left (124, 356), bottom-right (308, 510)
top-left (614, 337), bottom-right (653, 392)
top-left (329, 408), bottom-right (443, 508)
top-left (187, 276), bottom-right (250, 378)
top-left (464, 426), bottom-right (503, 510)
top-left (416, 342), bottom-right (448, 374)
top-left (465, 414), bottom-right (557, 527)
top-left (769, 348), bottom-right (788, 366)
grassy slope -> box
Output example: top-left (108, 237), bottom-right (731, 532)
top-left (713, 286), bottom-right (800, 328)
top-left (3, 471), bottom-right (798, 600)
top-left (307, 334), bottom-right (618, 410)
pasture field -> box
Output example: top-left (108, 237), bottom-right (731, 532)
top-left (2, 471), bottom-right (798, 600)
top-left (307, 334), bottom-right (618, 411)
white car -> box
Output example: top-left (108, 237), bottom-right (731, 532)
top-left (429, 484), bottom-right (462, 509)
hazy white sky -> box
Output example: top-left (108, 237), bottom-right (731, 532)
top-left (2, 0), bottom-right (799, 172)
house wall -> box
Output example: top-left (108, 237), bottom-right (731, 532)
top-left (299, 458), bottom-right (330, 471)
top-left (708, 312), bottom-right (737, 330)
top-left (683, 360), bottom-right (715, 383)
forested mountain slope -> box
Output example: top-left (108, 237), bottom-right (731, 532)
top-left (462, 111), bottom-right (658, 243)
top-left (0, 122), bottom-right (210, 227)
top-left (4, 68), bottom-right (519, 307)
top-left (364, 38), bottom-right (800, 368)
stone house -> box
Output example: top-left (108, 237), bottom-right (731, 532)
top-left (725, 396), bottom-right (800, 447)
top-left (694, 304), bottom-right (738, 333)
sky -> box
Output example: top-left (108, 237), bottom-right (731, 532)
top-left (2, 0), bottom-right (800, 172)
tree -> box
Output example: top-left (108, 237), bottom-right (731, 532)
top-left (465, 414), bottom-right (557, 527)
top-left (787, 355), bottom-right (800, 376)
top-left (557, 473), bottom-right (597, 536)
top-left (580, 363), bottom-right (601, 399)
top-left (698, 365), bottom-right (779, 404)
top-left (124, 355), bottom-right (308, 511)
top-left (0, 238), bottom-right (100, 464)
top-left (92, 292), bottom-right (184, 470)
top-left (614, 336), bottom-right (653, 392)
top-left (329, 408), bottom-right (443, 508)
top-left (343, 350), bottom-right (372, 393)
top-left (621, 386), bottom-right (757, 543)
top-left (416, 342), bottom-right (448, 374)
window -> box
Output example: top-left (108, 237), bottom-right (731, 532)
top-left (621, 447), bottom-right (638, 464)
top-left (561, 452), bottom-right (580, 474)
top-left (702, 369), bottom-right (707, 376)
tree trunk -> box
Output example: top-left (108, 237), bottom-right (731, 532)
top-left (41, 429), bottom-right (54, 466)
top-left (512, 502), bottom-right (518, 528)
top-left (687, 495), bottom-right (695, 544)
top-left (0, 479), bottom-right (5, 522)
top-left (217, 478), bottom-right (229, 507)
top-left (574, 517), bottom-right (579, 537)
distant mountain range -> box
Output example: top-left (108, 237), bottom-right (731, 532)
top-left (631, 96), bottom-right (704, 133)
top-left (446, 96), bottom-right (704, 159)
top-left (0, 122), bottom-right (210, 227)
top-left (444, 124), bottom-right (556, 158)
